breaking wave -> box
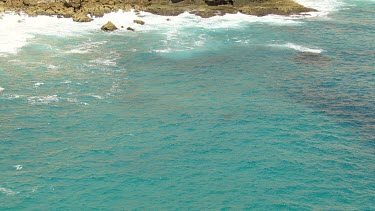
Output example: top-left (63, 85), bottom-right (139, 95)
top-left (269, 42), bottom-right (324, 53)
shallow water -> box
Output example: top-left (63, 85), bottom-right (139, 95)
top-left (0, 0), bottom-right (374, 209)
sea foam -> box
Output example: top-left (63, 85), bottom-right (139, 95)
top-left (13, 165), bottom-right (23, 170)
top-left (27, 95), bottom-right (59, 105)
top-left (0, 187), bottom-right (18, 196)
top-left (0, 10), bottom-right (299, 57)
top-left (293, 0), bottom-right (346, 17)
top-left (269, 42), bottom-right (323, 53)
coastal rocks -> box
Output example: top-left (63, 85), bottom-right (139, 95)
top-left (23, 0), bottom-right (39, 6)
top-left (72, 12), bottom-right (92, 22)
top-left (238, 0), bottom-right (317, 16)
top-left (81, 5), bottom-right (106, 17)
top-left (101, 21), bottom-right (117, 31)
top-left (5, 0), bottom-right (23, 7)
top-left (64, 0), bottom-right (81, 9)
top-left (0, 0), bottom-right (317, 21)
top-left (143, 5), bottom-right (185, 16)
top-left (133, 19), bottom-right (144, 25)
top-left (126, 27), bottom-right (135, 31)
top-left (22, 3), bottom-right (75, 17)
top-left (205, 0), bottom-right (233, 6)
top-left (189, 6), bottom-right (236, 18)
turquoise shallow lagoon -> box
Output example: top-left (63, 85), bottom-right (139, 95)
top-left (0, 0), bottom-right (374, 209)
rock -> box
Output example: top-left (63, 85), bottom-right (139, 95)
top-left (64, 0), bottom-right (81, 9)
top-left (1, 0), bottom-right (317, 21)
top-left (205, 0), bottom-right (232, 6)
top-left (143, 5), bottom-right (185, 16)
top-left (5, 0), bottom-right (23, 7)
top-left (126, 27), bottom-right (135, 32)
top-left (72, 13), bottom-right (92, 22)
top-left (133, 19), bottom-right (145, 25)
top-left (59, 7), bottom-right (75, 18)
top-left (23, 0), bottom-right (38, 6)
top-left (101, 21), bottom-right (118, 31)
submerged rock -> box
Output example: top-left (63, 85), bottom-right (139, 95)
top-left (294, 52), bottom-right (331, 66)
top-left (101, 21), bottom-right (118, 31)
top-left (127, 27), bottom-right (135, 32)
top-left (133, 19), bottom-right (145, 25)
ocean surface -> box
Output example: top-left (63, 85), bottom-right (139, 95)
top-left (0, 0), bottom-right (374, 209)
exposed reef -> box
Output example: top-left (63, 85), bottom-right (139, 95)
top-left (101, 20), bottom-right (118, 30)
top-left (0, 0), bottom-right (316, 22)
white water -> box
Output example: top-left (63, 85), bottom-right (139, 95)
top-left (269, 42), bottom-right (323, 53)
top-left (294, 0), bottom-right (346, 12)
top-left (13, 165), bottom-right (23, 170)
top-left (0, 0), bottom-right (344, 56)
top-left (27, 95), bottom-right (59, 105)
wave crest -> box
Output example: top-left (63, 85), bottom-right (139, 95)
top-left (269, 42), bottom-right (323, 53)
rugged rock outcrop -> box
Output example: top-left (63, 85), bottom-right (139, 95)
top-left (72, 12), bottom-right (93, 22)
top-left (133, 19), bottom-right (144, 25)
top-left (0, 0), bottom-right (317, 22)
top-left (101, 21), bottom-right (118, 31)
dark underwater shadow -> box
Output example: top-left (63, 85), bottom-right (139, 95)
top-left (123, 45), bottom-right (375, 142)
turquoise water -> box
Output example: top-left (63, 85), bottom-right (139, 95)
top-left (1, 0), bottom-right (374, 209)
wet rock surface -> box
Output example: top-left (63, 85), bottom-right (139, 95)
top-left (72, 12), bottom-right (93, 22)
top-left (127, 26), bottom-right (135, 31)
top-left (133, 19), bottom-right (145, 25)
top-left (101, 21), bottom-right (118, 31)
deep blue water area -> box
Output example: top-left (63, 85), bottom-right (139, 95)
top-left (0, 0), bottom-right (374, 209)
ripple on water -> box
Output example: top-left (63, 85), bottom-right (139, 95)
top-left (0, 187), bottom-right (18, 196)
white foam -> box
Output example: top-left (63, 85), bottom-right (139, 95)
top-left (13, 165), bottom-right (23, 170)
top-left (34, 82), bottom-right (44, 87)
top-left (0, 9), bottom-right (305, 56)
top-left (293, 0), bottom-right (346, 17)
top-left (0, 12), bottom-right (100, 55)
top-left (64, 41), bottom-right (107, 54)
top-left (27, 95), bottom-right (59, 104)
top-left (91, 95), bottom-right (104, 99)
top-left (0, 187), bottom-right (18, 196)
top-left (269, 42), bottom-right (323, 53)
top-left (89, 58), bottom-right (117, 66)
top-left (0, 87), bottom-right (4, 92)
top-left (0, 93), bottom-right (22, 99)
top-left (47, 64), bottom-right (58, 70)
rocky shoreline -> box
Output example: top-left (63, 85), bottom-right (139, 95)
top-left (0, 0), bottom-right (316, 22)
